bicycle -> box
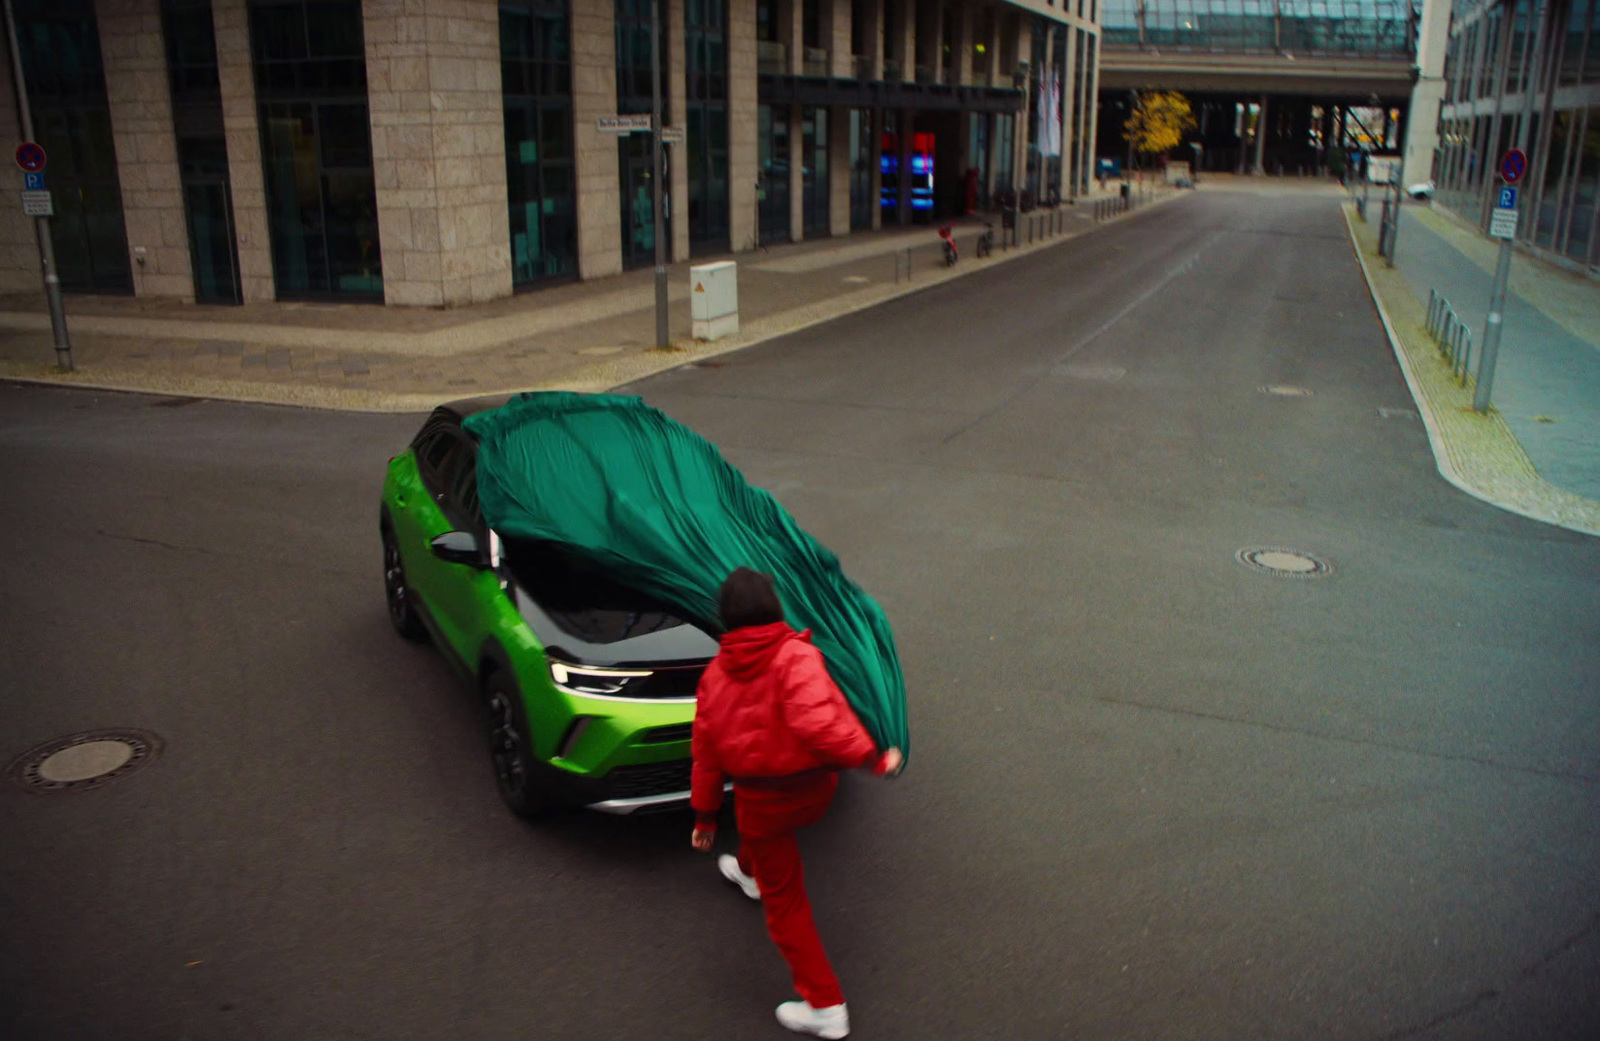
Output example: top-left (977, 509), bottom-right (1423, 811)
top-left (939, 224), bottom-right (959, 266)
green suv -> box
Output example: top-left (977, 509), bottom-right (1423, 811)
top-left (380, 397), bottom-right (719, 817)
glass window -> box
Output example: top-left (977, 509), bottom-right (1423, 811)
top-left (759, 104), bottom-right (791, 244)
top-left (12, 0), bottom-right (132, 293)
top-left (251, 0), bottom-right (381, 299)
top-left (164, 0), bottom-right (242, 303)
top-left (687, 0), bottom-right (729, 253)
top-left (1565, 108), bottom-right (1598, 266)
top-left (802, 106), bottom-right (829, 236)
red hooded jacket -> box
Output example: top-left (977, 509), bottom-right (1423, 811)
top-left (691, 622), bottom-right (886, 823)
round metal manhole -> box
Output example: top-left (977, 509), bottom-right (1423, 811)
top-left (1259, 384), bottom-right (1314, 397)
top-left (8, 729), bottom-right (163, 793)
top-left (1236, 547), bottom-right (1333, 578)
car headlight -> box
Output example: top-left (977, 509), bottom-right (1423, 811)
top-left (548, 660), bottom-right (652, 697)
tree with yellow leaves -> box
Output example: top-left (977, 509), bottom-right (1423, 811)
top-left (1124, 91), bottom-right (1197, 169)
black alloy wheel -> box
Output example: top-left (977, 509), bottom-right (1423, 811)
top-left (382, 527), bottom-right (428, 642)
top-left (483, 671), bottom-right (553, 818)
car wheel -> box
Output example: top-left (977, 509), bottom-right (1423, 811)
top-left (483, 670), bottom-right (555, 818)
top-left (382, 526), bottom-right (428, 642)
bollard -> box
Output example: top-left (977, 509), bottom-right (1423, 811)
top-left (1427, 290), bottom-right (1438, 336)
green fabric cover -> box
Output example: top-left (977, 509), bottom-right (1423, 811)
top-left (463, 392), bottom-right (908, 756)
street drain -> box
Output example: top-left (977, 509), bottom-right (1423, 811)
top-left (1236, 547), bottom-right (1332, 578)
top-left (1260, 385), bottom-right (1314, 397)
top-left (8, 729), bottom-right (163, 793)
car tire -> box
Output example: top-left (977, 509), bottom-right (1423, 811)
top-left (483, 669), bottom-right (555, 818)
top-left (382, 526), bottom-right (428, 643)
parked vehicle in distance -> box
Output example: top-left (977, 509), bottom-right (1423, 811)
top-left (380, 397), bottom-right (718, 818)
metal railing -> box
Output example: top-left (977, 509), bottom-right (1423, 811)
top-left (1426, 289), bottom-right (1474, 387)
top-left (882, 57), bottom-right (901, 80)
top-left (802, 46), bottom-right (829, 77)
top-left (852, 54), bottom-right (873, 79)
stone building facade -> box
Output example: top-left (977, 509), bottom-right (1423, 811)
top-left (1, 0), bottom-right (1100, 305)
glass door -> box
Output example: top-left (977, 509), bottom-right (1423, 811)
top-left (183, 179), bottom-right (242, 303)
top-left (758, 104), bottom-right (790, 244)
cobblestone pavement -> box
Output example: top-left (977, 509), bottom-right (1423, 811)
top-left (1344, 197), bottom-right (1600, 536)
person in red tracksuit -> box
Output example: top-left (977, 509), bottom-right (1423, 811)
top-left (690, 567), bottom-right (903, 1041)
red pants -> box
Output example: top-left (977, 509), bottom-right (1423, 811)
top-left (734, 773), bottom-right (845, 1008)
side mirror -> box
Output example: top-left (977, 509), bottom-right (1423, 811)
top-left (430, 530), bottom-right (488, 568)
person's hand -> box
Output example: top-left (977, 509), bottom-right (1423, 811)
top-left (691, 825), bottom-right (715, 851)
top-left (880, 748), bottom-right (904, 777)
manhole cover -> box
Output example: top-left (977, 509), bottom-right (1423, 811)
top-left (8, 729), bottom-right (163, 793)
top-left (1236, 547), bottom-right (1333, 578)
top-left (1260, 384), bottom-right (1313, 397)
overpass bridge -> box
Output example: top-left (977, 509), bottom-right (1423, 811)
top-left (1095, 0), bottom-right (1426, 176)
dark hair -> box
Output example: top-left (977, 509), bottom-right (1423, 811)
top-left (718, 567), bottom-right (784, 631)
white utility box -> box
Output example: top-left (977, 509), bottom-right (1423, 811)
top-left (690, 261), bottom-right (738, 341)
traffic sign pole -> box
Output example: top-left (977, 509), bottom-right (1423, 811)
top-left (4, 0), bottom-right (72, 372)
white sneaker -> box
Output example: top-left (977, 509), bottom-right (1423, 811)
top-left (717, 853), bottom-right (760, 900)
top-left (775, 1000), bottom-right (849, 1039)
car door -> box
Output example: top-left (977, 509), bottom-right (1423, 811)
top-left (426, 439), bottom-right (509, 670)
top-left (397, 422), bottom-right (479, 661)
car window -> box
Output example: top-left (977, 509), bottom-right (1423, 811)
top-left (447, 448), bottom-right (484, 534)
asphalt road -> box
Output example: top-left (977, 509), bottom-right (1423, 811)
top-left (3, 188), bottom-right (1597, 1041)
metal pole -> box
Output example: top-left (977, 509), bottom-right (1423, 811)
top-left (650, 0), bottom-right (668, 350)
top-left (3, 0), bottom-right (71, 371)
top-left (1476, 0), bottom-right (1550, 413)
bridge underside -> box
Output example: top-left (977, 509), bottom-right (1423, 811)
top-left (1100, 50), bottom-right (1416, 104)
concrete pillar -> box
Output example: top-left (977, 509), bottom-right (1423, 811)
top-left (863, 0), bottom-right (883, 79)
top-left (896, 108), bottom-right (913, 223)
top-left (790, 103), bottom-right (804, 240)
top-left (891, 0), bottom-right (914, 80)
top-left (363, 0), bottom-right (511, 307)
top-left (572, 0), bottom-right (622, 278)
top-left (829, 104), bottom-right (851, 234)
top-left (1014, 14), bottom-right (1030, 192)
top-left (1254, 93), bottom-right (1269, 174)
top-left (985, 5), bottom-right (1001, 87)
top-left (953, 0), bottom-right (973, 85)
top-left (829, 0), bottom-right (852, 75)
top-left (1084, 29), bottom-right (1099, 195)
top-left (870, 106), bottom-right (884, 228)
top-left (1403, 0), bottom-right (1450, 185)
top-left (96, 0), bottom-right (192, 300)
top-left (780, 0), bottom-right (802, 74)
top-left (729, 0), bottom-right (759, 251)
top-left (212, 0), bottom-right (274, 301)
top-left (669, 0), bottom-right (691, 261)
top-left (1058, 24), bottom-right (1074, 201)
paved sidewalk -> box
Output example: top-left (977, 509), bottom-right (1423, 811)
top-left (1345, 197), bottom-right (1600, 535)
top-left (0, 191), bottom-right (1144, 412)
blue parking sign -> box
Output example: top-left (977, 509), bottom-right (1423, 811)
top-left (1497, 186), bottom-right (1517, 210)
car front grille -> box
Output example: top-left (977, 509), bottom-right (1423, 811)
top-left (630, 664), bottom-right (704, 699)
top-left (639, 723), bottom-right (693, 745)
top-left (606, 758), bottom-right (692, 799)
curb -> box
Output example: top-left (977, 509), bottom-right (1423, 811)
top-left (1341, 202), bottom-right (1600, 537)
top-left (3, 190), bottom-right (1188, 412)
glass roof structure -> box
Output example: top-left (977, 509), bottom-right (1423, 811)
top-left (1101, 0), bottom-right (1418, 56)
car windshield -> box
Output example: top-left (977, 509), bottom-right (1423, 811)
top-left (500, 537), bottom-right (706, 645)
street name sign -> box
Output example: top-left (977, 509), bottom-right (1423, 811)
top-left (1500, 148), bottom-right (1527, 185)
top-left (21, 189), bottom-right (53, 217)
top-left (597, 114), bottom-right (652, 134)
top-left (14, 141), bottom-right (45, 172)
top-left (1489, 205), bottom-right (1518, 240)
top-left (660, 126), bottom-right (684, 144)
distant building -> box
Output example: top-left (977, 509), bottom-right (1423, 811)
top-left (0, 0), bottom-right (1100, 307)
top-left (1432, 0), bottom-right (1599, 274)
